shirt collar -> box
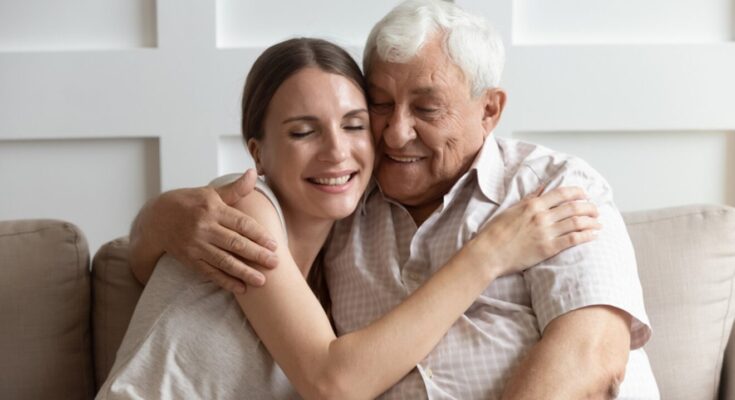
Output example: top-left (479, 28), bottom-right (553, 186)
top-left (467, 134), bottom-right (506, 205)
top-left (361, 134), bottom-right (506, 212)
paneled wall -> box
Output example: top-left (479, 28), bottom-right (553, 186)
top-left (1, 0), bottom-right (733, 253)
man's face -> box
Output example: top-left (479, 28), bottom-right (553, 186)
top-left (367, 35), bottom-right (505, 220)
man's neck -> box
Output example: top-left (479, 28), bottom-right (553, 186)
top-left (406, 200), bottom-right (442, 226)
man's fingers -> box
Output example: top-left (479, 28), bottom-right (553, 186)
top-left (548, 201), bottom-right (599, 223)
top-left (215, 169), bottom-right (258, 206)
top-left (201, 244), bottom-right (267, 287)
top-left (195, 259), bottom-right (247, 294)
top-left (209, 224), bottom-right (278, 269)
top-left (219, 207), bottom-right (278, 252)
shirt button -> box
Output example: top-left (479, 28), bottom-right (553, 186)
top-left (426, 367), bottom-right (434, 379)
top-left (408, 272), bottom-right (421, 282)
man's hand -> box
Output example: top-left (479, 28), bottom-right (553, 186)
top-left (129, 170), bottom-right (278, 293)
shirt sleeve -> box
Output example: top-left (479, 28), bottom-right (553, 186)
top-left (522, 158), bottom-right (652, 349)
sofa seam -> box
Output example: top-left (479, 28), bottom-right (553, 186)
top-left (64, 222), bottom-right (94, 397)
top-left (714, 259), bottom-right (735, 395)
top-left (0, 225), bottom-right (71, 238)
top-left (625, 208), bottom-right (732, 226)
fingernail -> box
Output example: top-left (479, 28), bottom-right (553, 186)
top-left (265, 254), bottom-right (278, 268)
top-left (265, 240), bottom-right (277, 251)
top-left (253, 274), bottom-right (266, 286)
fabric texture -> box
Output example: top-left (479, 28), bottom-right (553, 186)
top-left (325, 136), bottom-right (659, 399)
top-left (92, 236), bottom-right (144, 388)
top-left (0, 219), bottom-right (94, 400)
top-left (96, 179), bottom-right (299, 400)
top-left (624, 205), bottom-right (735, 400)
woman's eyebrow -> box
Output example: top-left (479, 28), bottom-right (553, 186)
top-left (343, 109), bottom-right (368, 118)
top-left (282, 115), bottom-right (318, 124)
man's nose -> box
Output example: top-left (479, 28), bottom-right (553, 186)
top-left (383, 106), bottom-right (416, 149)
top-left (319, 128), bottom-right (348, 163)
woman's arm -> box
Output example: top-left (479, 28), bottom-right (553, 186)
top-left (237, 187), bottom-right (598, 400)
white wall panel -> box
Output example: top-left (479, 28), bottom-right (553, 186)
top-left (512, 131), bottom-right (735, 211)
top-left (0, 0), bottom-right (733, 252)
top-left (216, 0), bottom-right (398, 47)
top-left (0, 0), bottom-right (157, 51)
top-left (514, 0), bottom-right (734, 44)
top-left (218, 135), bottom-right (255, 177)
top-left (0, 138), bottom-right (159, 254)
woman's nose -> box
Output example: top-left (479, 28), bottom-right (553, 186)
top-left (319, 129), bottom-right (348, 163)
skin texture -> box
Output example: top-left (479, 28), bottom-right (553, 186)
top-left (367, 34), bottom-right (506, 224)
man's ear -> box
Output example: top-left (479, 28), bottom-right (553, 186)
top-left (247, 138), bottom-right (265, 175)
top-left (481, 88), bottom-right (507, 137)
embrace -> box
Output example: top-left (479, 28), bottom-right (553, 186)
top-left (98, 1), bottom-right (659, 398)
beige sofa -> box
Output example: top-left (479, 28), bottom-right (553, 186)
top-left (1, 204), bottom-right (734, 399)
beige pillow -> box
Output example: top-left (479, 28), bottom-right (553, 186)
top-left (624, 205), bottom-right (735, 400)
top-left (91, 236), bottom-right (143, 388)
top-left (0, 219), bottom-right (94, 399)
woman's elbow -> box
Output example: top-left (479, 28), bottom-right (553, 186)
top-left (307, 370), bottom-right (356, 400)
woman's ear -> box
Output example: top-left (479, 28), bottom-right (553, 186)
top-left (481, 88), bottom-right (507, 137)
top-left (247, 138), bottom-right (265, 175)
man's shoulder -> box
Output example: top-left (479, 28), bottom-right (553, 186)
top-left (495, 137), bottom-right (608, 192)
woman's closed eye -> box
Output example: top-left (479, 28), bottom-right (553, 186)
top-left (289, 129), bottom-right (315, 138)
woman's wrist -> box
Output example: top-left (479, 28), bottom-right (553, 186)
top-left (460, 235), bottom-right (504, 283)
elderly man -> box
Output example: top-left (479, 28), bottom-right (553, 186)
top-left (129, 0), bottom-right (658, 398)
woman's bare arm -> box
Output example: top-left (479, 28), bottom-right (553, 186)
top-left (235, 187), bottom-right (599, 400)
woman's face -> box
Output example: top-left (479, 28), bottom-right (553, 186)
top-left (251, 67), bottom-right (374, 222)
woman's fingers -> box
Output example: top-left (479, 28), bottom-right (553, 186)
top-left (534, 186), bottom-right (588, 209)
top-left (551, 216), bottom-right (601, 237)
top-left (548, 201), bottom-right (598, 223)
top-left (552, 229), bottom-right (598, 253)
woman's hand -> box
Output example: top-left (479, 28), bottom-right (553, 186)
top-left (467, 186), bottom-right (600, 277)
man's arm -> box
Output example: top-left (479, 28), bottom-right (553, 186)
top-left (502, 305), bottom-right (631, 400)
top-left (128, 170), bottom-right (279, 292)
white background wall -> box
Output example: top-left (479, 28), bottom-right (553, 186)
top-left (1, 0), bottom-right (733, 253)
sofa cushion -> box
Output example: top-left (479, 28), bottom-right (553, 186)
top-left (623, 204), bottom-right (735, 400)
top-left (0, 219), bottom-right (94, 399)
top-left (91, 236), bottom-right (143, 389)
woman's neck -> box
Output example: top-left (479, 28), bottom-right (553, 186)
top-left (281, 208), bottom-right (334, 277)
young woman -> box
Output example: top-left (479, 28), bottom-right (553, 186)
top-left (98, 38), bottom-right (599, 400)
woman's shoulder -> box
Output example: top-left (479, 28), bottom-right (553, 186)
top-left (209, 173), bottom-right (287, 236)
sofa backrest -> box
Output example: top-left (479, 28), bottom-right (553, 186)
top-left (623, 205), bottom-right (735, 400)
top-left (0, 219), bottom-right (94, 399)
top-left (2, 204), bottom-right (735, 399)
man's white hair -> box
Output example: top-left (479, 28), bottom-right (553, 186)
top-left (363, 0), bottom-right (505, 97)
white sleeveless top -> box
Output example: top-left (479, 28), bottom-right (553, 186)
top-left (96, 176), bottom-right (300, 399)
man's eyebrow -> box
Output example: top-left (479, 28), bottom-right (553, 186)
top-left (411, 87), bottom-right (437, 96)
top-left (282, 115), bottom-right (318, 124)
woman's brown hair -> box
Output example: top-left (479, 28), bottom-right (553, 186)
top-left (241, 37), bottom-right (367, 142)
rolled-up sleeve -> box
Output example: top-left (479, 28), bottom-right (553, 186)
top-left (523, 160), bottom-right (652, 349)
